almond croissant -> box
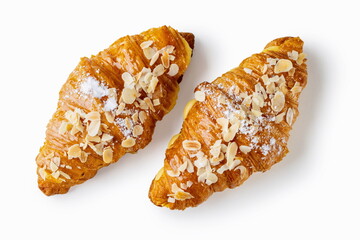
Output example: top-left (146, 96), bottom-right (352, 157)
top-left (36, 26), bottom-right (194, 196)
top-left (149, 37), bottom-right (307, 210)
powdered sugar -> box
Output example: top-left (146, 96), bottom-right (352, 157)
top-left (80, 76), bottom-right (108, 98)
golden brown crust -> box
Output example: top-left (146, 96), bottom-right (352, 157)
top-left (149, 37), bottom-right (307, 210)
top-left (36, 26), bottom-right (194, 196)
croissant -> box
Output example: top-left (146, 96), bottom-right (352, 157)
top-left (149, 37), bottom-right (307, 210)
top-left (36, 26), bottom-right (194, 196)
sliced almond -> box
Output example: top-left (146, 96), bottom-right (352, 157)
top-left (68, 144), bottom-right (81, 159)
top-left (86, 111), bottom-right (100, 122)
top-left (88, 120), bottom-right (101, 137)
top-left (182, 140), bottom-right (201, 151)
top-left (274, 59), bottom-right (293, 74)
top-left (58, 121), bottom-right (71, 134)
top-left (194, 90), bottom-right (206, 102)
top-left (139, 111), bottom-right (147, 124)
top-left (296, 53), bottom-right (306, 65)
top-left (286, 108), bottom-right (294, 126)
top-left (101, 133), bottom-right (113, 142)
top-left (206, 173), bottom-right (218, 185)
top-left (153, 64), bottom-right (165, 77)
top-left (271, 91), bottom-right (285, 112)
top-left (291, 82), bottom-right (302, 94)
top-left (49, 160), bottom-right (58, 172)
top-left (153, 99), bottom-right (160, 106)
top-left (144, 97), bottom-right (155, 112)
top-left (226, 142), bottom-right (238, 163)
top-left (79, 151), bottom-right (88, 163)
top-left (168, 64), bottom-right (179, 76)
top-left (143, 47), bottom-right (156, 60)
top-left (288, 50), bottom-right (299, 61)
top-left (161, 51), bottom-right (170, 68)
top-left (147, 76), bottom-right (159, 93)
top-left (133, 125), bottom-right (144, 137)
top-left (122, 72), bottom-right (134, 88)
top-left (121, 137), bottom-right (136, 148)
top-left (275, 112), bottom-right (286, 123)
top-left (239, 145), bottom-right (252, 154)
top-left (102, 147), bottom-right (113, 163)
top-left (150, 51), bottom-right (160, 66)
top-left (104, 111), bottom-right (114, 123)
top-left (121, 87), bottom-right (137, 104)
top-left (140, 40), bottom-right (153, 49)
top-left (86, 135), bottom-right (101, 143)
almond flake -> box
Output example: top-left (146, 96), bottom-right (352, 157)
top-left (86, 111), bottom-right (100, 122)
top-left (168, 197), bottom-right (175, 203)
top-left (274, 59), bottom-right (293, 74)
top-left (52, 171), bottom-right (60, 179)
top-left (161, 51), bottom-right (170, 68)
top-left (86, 135), bottom-right (101, 143)
top-left (184, 157), bottom-right (194, 173)
top-left (150, 51), bottom-right (160, 66)
top-left (251, 109), bottom-right (263, 117)
top-left (52, 157), bottom-right (60, 166)
top-left (271, 91), bottom-right (285, 112)
top-left (194, 90), bottom-right (206, 102)
top-left (59, 121), bottom-right (70, 134)
top-left (244, 68), bottom-right (252, 74)
top-left (239, 145), bottom-right (252, 154)
top-left (153, 64), bottom-right (165, 77)
top-left (59, 171), bottom-right (71, 180)
top-left (206, 173), bottom-right (218, 185)
top-left (296, 53), bottom-right (306, 65)
top-left (79, 151), bottom-right (88, 163)
top-left (286, 108), bottom-right (294, 126)
top-left (226, 142), bottom-right (238, 163)
top-left (132, 125), bottom-right (144, 137)
top-left (104, 111), bottom-right (114, 123)
top-left (147, 76), bottom-right (159, 93)
top-left (88, 120), bottom-right (101, 137)
top-left (153, 99), bottom-right (160, 106)
top-left (143, 47), bottom-right (156, 60)
top-left (116, 102), bottom-right (126, 115)
top-left (121, 87), bottom-right (137, 104)
top-left (142, 97), bottom-right (154, 112)
top-left (275, 112), bottom-right (286, 123)
top-left (122, 72), bottom-right (135, 88)
top-left (121, 137), bottom-right (135, 148)
top-left (261, 64), bottom-right (268, 74)
top-left (288, 68), bottom-right (296, 77)
top-left (49, 161), bottom-right (58, 172)
top-left (182, 140), bottom-right (201, 151)
top-left (101, 133), bottom-right (113, 142)
top-left (140, 40), bottom-right (153, 49)
top-left (102, 147), bottom-right (113, 163)
top-left (168, 64), bottom-right (179, 76)
top-left (124, 117), bottom-right (131, 129)
top-left (217, 164), bottom-right (229, 174)
top-left (167, 169), bottom-right (180, 177)
top-left (68, 144), bottom-right (81, 159)
top-left (288, 50), bottom-right (299, 61)
top-left (291, 82), bottom-right (302, 94)
top-left (139, 111), bottom-right (147, 124)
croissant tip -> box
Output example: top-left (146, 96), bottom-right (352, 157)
top-left (180, 32), bottom-right (195, 50)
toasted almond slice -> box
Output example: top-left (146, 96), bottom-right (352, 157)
top-left (271, 91), bottom-right (285, 112)
top-left (274, 59), bottom-right (293, 73)
top-left (86, 135), bottom-right (101, 143)
top-left (168, 64), bottom-right (179, 76)
top-left (144, 97), bottom-right (155, 112)
top-left (161, 51), bottom-right (170, 68)
top-left (217, 118), bottom-right (229, 132)
top-left (49, 160), bottom-right (58, 172)
top-left (88, 120), bottom-right (101, 137)
top-left (86, 111), bottom-right (100, 122)
top-left (261, 64), bottom-right (268, 74)
top-left (239, 145), bottom-right (252, 154)
top-left (51, 171), bottom-right (60, 179)
top-left (167, 169), bottom-right (180, 177)
top-left (133, 125), bottom-right (144, 137)
top-left (68, 144), bottom-right (81, 159)
top-left (59, 171), bottom-right (71, 180)
top-left (116, 102), bottom-right (126, 115)
top-left (59, 121), bottom-right (70, 134)
top-left (168, 197), bottom-right (175, 203)
top-left (101, 133), bottom-right (113, 142)
top-left (52, 157), bottom-right (60, 166)
top-left (185, 157), bottom-right (194, 173)
top-left (291, 82), bottom-right (302, 94)
top-left (122, 72), bottom-right (134, 88)
top-left (121, 137), bottom-right (136, 148)
top-left (286, 108), bottom-right (294, 126)
top-left (194, 90), bottom-right (206, 102)
top-left (217, 164), bottom-right (229, 174)
top-left (226, 142), bottom-right (238, 163)
top-left (140, 40), bottom-right (153, 49)
top-left (147, 76), bottom-right (159, 93)
top-left (104, 111), bottom-right (115, 123)
top-left (38, 167), bottom-right (47, 180)
top-left (153, 64), bottom-right (165, 77)
top-left (288, 50), bottom-right (299, 61)
top-left (143, 47), bottom-right (156, 60)
top-left (182, 140), bottom-right (201, 151)
top-left (102, 147), bottom-right (113, 163)
top-left (275, 112), bottom-right (286, 123)
top-left (139, 111), bottom-right (147, 124)
top-left (206, 173), bottom-right (218, 185)
top-left (296, 53), bottom-right (306, 65)
top-left (121, 87), bottom-right (137, 104)
top-left (150, 51), bottom-right (160, 66)
top-left (251, 109), bottom-right (263, 117)
top-left (153, 99), bottom-right (160, 106)
top-left (79, 151), bottom-right (88, 163)
top-left (288, 67), bottom-right (296, 77)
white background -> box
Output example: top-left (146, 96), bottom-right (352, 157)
top-left (0, 0), bottom-right (359, 239)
